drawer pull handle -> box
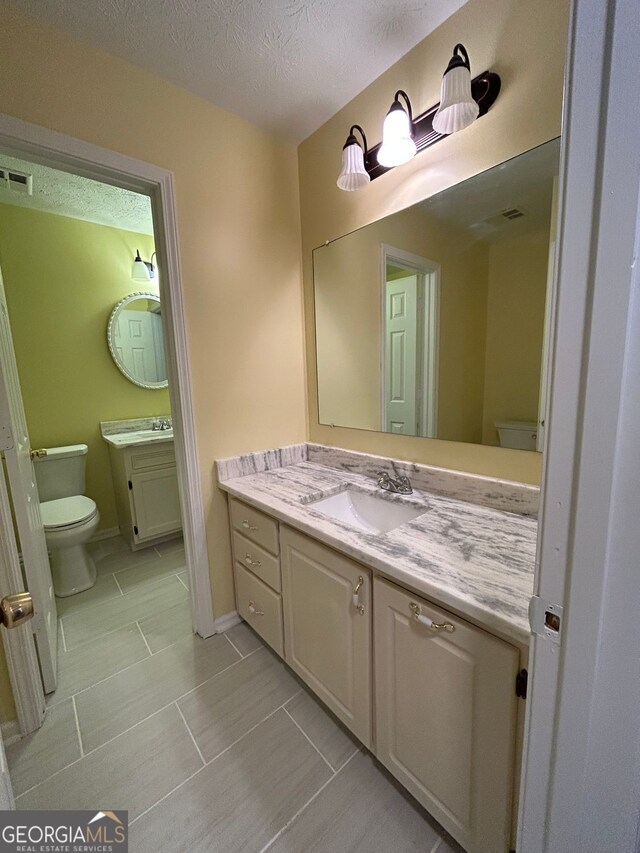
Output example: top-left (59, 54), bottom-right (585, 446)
top-left (352, 575), bottom-right (365, 615)
top-left (248, 601), bottom-right (264, 616)
top-left (242, 520), bottom-right (258, 532)
top-left (409, 602), bottom-right (454, 632)
top-left (244, 554), bottom-right (261, 568)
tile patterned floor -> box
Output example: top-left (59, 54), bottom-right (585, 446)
top-left (6, 535), bottom-right (462, 852)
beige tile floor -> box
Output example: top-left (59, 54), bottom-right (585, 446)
top-left (6, 534), bottom-right (462, 853)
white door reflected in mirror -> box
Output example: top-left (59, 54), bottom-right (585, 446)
top-left (107, 292), bottom-right (168, 389)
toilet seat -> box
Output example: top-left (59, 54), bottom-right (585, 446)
top-left (40, 495), bottom-right (98, 530)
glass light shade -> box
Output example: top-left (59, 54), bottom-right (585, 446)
top-left (432, 64), bottom-right (479, 135)
top-left (377, 106), bottom-right (417, 167)
top-left (337, 142), bottom-right (370, 191)
top-left (132, 251), bottom-right (152, 282)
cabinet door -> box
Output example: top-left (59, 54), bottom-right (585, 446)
top-left (130, 467), bottom-right (182, 541)
top-left (281, 526), bottom-right (371, 746)
top-left (374, 577), bottom-right (519, 853)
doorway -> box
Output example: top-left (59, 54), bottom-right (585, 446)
top-left (0, 114), bottom-right (213, 740)
top-left (380, 244), bottom-right (439, 438)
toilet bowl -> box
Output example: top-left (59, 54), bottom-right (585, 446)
top-left (40, 496), bottom-right (99, 597)
top-left (33, 444), bottom-right (99, 597)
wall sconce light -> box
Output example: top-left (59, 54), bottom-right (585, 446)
top-left (336, 44), bottom-right (501, 191)
top-left (131, 250), bottom-right (157, 282)
top-left (432, 44), bottom-right (479, 134)
top-left (378, 91), bottom-right (417, 168)
top-left (336, 125), bottom-right (371, 191)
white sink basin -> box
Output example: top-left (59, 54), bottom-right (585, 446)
top-left (104, 429), bottom-right (173, 447)
top-left (129, 429), bottom-right (173, 441)
top-left (309, 488), bottom-right (426, 535)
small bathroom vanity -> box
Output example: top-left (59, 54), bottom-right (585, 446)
top-left (102, 418), bottom-right (182, 550)
top-left (217, 443), bottom-right (537, 853)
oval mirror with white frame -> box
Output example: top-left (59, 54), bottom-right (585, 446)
top-left (107, 292), bottom-right (168, 389)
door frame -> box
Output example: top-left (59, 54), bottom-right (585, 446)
top-left (518, 0), bottom-right (640, 849)
top-left (379, 244), bottom-right (440, 437)
top-left (0, 112), bottom-right (215, 733)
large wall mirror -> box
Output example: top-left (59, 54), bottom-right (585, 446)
top-left (107, 292), bottom-right (168, 389)
top-left (313, 138), bottom-right (560, 452)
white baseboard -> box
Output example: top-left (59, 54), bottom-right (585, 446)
top-left (1, 720), bottom-right (21, 747)
top-left (212, 611), bottom-right (241, 633)
top-left (90, 527), bottom-right (120, 543)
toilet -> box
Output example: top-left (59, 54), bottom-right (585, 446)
top-left (495, 421), bottom-right (538, 451)
top-left (33, 444), bottom-right (99, 597)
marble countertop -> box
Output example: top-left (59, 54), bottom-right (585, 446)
top-left (218, 459), bottom-right (536, 646)
top-left (102, 430), bottom-right (174, 449)
top-left (100, 416), bottom-right (174, 449)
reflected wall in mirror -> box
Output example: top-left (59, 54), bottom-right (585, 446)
top-left (107, 292), bottom-right (168, 389)
top-left (314, 138), bottom-right (560, 451)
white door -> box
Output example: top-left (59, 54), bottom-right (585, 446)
top-left (115, 309), bottom-right (159, 383)
top-left (0, 267), bottom-right (57, 692)
top-left (383, 275), bottom-right (418, 435)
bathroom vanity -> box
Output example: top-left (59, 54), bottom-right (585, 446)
top-left (102, 418), bottom-right (182, 550)
top-left (217, 444), bottom-right (536, 853)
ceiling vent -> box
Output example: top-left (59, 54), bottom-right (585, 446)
top-left (0, 167), bottom-right (33, 196)
top-left (500, 207), bottom-right (525, 220)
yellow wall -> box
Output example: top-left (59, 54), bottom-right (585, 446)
top-left (299, 0), bottom-right (569, 484)
top-left (0, 6), bottom-right (306, 620)
top-left (482, 228), bottom-right (550, 445)
top-left (314, 204), bottom-right (488, 441)
top-left (0, 204), bottom-right (168, 531)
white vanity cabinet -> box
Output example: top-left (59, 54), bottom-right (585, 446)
top-left (280, 525), bottom-right (372, 747)
top-left (374, 577), bottom-right (519, 853)
top-left (226, 496), bottom-right (523, 853)
top-left (108, 442), bottom-right (182, 550)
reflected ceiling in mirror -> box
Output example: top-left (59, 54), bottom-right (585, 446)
top-left (313, 138), bottom-right (560, 452)
top-left (107, 292), bottom-right (168, 389)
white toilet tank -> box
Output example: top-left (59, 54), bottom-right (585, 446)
top-left (33, 444), bottom-right (88, 502)
top-left (495, 421), bottom-right (538, 451)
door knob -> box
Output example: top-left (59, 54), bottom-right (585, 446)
top-left (0, 592), bottom-right (34, 629)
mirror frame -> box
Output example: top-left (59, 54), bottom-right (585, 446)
top-left (107, 291), bottom-right (168, 390)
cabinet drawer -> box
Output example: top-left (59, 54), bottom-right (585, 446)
top-left (235, 563), bottom-right (283, 656)
top-left (232, 530), bottom-right (281, 592)
top-left (129, 445), bottom-right (176, 471)
top-left (229, 498), bottom-right (279, 556)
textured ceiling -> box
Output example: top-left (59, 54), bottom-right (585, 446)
top-left (8, 0), bottom-right (469, 142)
top-left (0, 154), bottom-right (154, 234)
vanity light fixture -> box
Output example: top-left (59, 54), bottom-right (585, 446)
top-left (432, 44), bottom-right (479, 135)
top-left (131, 250), bottom-right (156, 282)
top-left (377, 91), bottom-right (417, 168)
top-left (337, 47), bottom-right (501, 191)
top-left (336, 125), bottom-right (371, 191)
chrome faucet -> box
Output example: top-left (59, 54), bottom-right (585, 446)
top-left (376, 471), bottom-right (413, 495)
top-left (152, 418), bottom-right (172, 431)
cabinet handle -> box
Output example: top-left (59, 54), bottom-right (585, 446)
top-left (352, 576), bottom-right (365, 615)
top-left (409, 602), bottom-right (454, 632)
top-left (248, 601), bottom-right (264, 616)
top-left (244, 554), bottom-right (261, 568)
top-left (242, 520), bottom-right (258, 532)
